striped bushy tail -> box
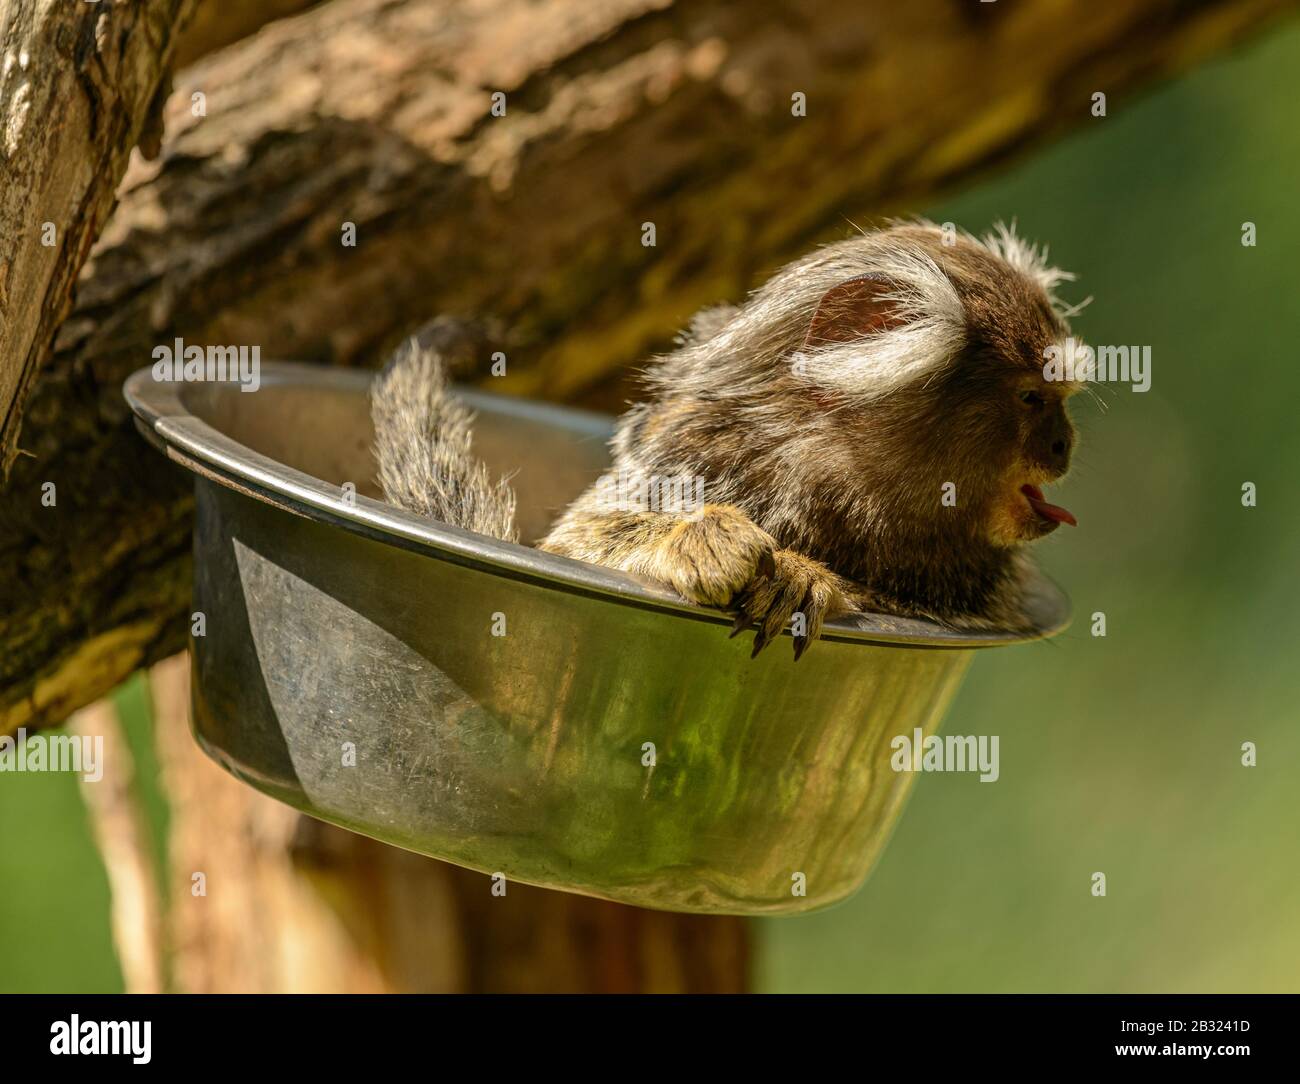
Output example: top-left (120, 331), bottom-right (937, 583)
top-left (371, 336), bottom-right (517, 542)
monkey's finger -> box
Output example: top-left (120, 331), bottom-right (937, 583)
top-left (742, 590), bottom-right (778, 657)
top-left (792, 584), bottom-right (830, 662)
top-left (729, 577), bottom-right (768, 642)
top-left (736, 572), bottom-right (777, 620)
top-left (753, 577), bottom-right (805, 659)
top-left (731, 560), bottom-right (789, 657)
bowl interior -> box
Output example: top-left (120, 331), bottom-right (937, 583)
top-left (177, 377), bottom-right (610, 544)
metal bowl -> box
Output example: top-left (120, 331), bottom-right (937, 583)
top-left (124, 361), bottom-right (1069, 915)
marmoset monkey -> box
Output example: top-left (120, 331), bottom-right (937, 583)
top-left (372, 221), bottom-right (1082, 659)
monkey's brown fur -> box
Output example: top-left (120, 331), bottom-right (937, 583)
top-left (373, 221), bottom-right (1084, 659)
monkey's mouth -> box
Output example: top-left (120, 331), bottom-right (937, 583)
top-left (1021, 484), bottom-right (1077, 528)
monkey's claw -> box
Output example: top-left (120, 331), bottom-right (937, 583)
top-left (731, 550), bottom-right (857, 660)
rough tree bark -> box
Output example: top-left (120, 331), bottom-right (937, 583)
top-left (0, 0), bottom-right (205, 477)
top-left (2, 0), bottom-right (1292, 738)
top-left (0, 0), bottom-right (332, 481)
top-left (171, 0), bottom-right (322, 69)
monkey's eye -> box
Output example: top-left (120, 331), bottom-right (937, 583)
top-left (1019, 390), bottom-right (1046, 408)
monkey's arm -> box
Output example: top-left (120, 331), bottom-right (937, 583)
top-left (540, 500), bottom-right (857, 658)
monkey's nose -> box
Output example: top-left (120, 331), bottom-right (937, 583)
top-left (1048, 433), bottom-right (1072, 474)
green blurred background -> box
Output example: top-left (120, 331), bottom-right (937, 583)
top-left (3, 18), bottom-right (1298, 993)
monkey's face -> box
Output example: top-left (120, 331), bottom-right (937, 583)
top-left (869, 354), bottom-right (1077, 552)
top-left (895, 308), bottom-right (1080, 550)
top-left (790, 228), bottom-right (1082, 550)
top-left (941, 254), bottom-right (1080, 548)
top-left (978, 369), bottom-right (1077, 545)
top-left (862, 227), bottom-right (1081, 549)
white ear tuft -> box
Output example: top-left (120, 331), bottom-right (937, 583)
top-left (791, 248), bottom-right (966, 397)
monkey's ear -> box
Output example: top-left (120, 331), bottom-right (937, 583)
top-left (794, 260), bottom-right (966, 396)
top-left (804, 275), bottom-right (907, 348)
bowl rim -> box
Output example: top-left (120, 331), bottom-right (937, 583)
top-left (123, 360), bottom-right (1071, 649)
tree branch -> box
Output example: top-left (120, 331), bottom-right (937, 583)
top-left (172, 0), bottom-right (323, 70)
top-left (0, 0), bottom-right (199, 475)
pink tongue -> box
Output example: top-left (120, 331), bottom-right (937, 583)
top-left (1021, 484), bottom-right (1077, 527)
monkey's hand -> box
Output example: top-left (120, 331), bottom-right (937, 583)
top-left (729, 549), bottom-right (858, 661)
top-left (541, 502), bottom-right (854, 659)
top-left (543, 503), bottom-right (774, 604)
top-left (641, 505), bottom-right (778, 608)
